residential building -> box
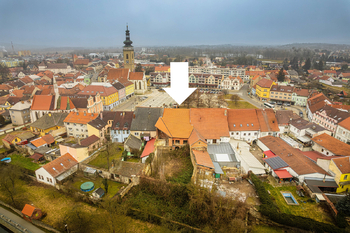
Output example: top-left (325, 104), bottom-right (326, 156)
top-left (38, 62), bottom-right (72, 74)
top-left (292, 88), bottom-right (309, 107)
top-left (141, 138), bottom-right (155, 163)
top-left (77, 82), bottom-right (119, 110)
top-left (35, 153), bottom-right (78, 186)
top-left (258, 136), bottom-right (332, 182)
top-left (109, 111), bottom-right (133, 143)
top-left (74, 59), bottom-right (90, 70)
top-left (256, 109), bottom-right (280, 137)
top-left (112, 82), bottom-right (126, 103)
top-left (80, 135), bottom-right (102, 152)
top-left (70, 94), bottom-right (103, 114)
top-left (306, 93), bottom-right (332, 121)
top-left (188, 66), bottom-right (246, 79)
top-left (311, 133), bottom-right (350, 156)
top-left (256, 78), bottom-right (275, 101)
top-left (227, 109), bottom-right (260, 143)
top-left (269, 85), bottom-right (294, 104)
top-left (59, 143), bottom-right (89, 162)
top-left (220, 76), bottom-right (243, 90)
top-left (29, 134), bottom-right (55, 150)
top-left (130, 107), bottom-right (163, 139)
top-left (312, 105), bottom-right (350, 134)
top-left (87, 117), bottom-right (107, 139)
top-left (275, 110), bottom-right (297, 135)
top-left (64, 112), bottom-right (98, 138)
top-left (188, 73), bottom-right (222, 89)
top-left (149, 72), bottom-right (171, 87)
top-left (335, 117), bottom-right (350, 144)
top-left (30, 112), bottom-right (68, 137)
top-left (289, 118), bottom-right (329, 140)
top-left (155, 108), bottom-right (193, 147)
top-left (328, 157), bottom-right (350, 193)
top-left (9, 100), bottom-right (32, 125)
top-left (124, 134), bottom-right (143, 152)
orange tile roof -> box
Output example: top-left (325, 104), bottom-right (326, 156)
top-left (190, 108), bottom-right (230, 139)
top-left (22, 204), bottom-right (36, 217)
top-left (246, 71), bottom-right (265, 76)
top-left (0, 84), bottom-right (12, 90)
top-left (58, 96), bottom-right (76, 110)
top-left (11, 90), bottom-right (24, 97)
top-left (31, 95), bottom-right (55, 110)
top-left (31, 137), bottom-right (47, 147)
top-left (42, 153), bottom-right (78, 178)
top-left (332, 157), bottom-right (350, 174)
top-left (192, 149), bottom-right (214, 169)
top-left (74, 59), bottom-right (90, 65)
top-left (227, 109), bottom-right (260, 131)
top-left (155, 108), bottom-right (193, 138)
top-left (64, 111), bottom-right (98, 124)
top-left (21, 76), bottom-right (33, 84)
top-left (78, 85), bottom-right (117, 97)
top-left (129, 72), bottom-right (143, 80)
top-left (188, 128), bottom-right (206, 146)
top-left (256, 78), bottom-right (274, 88)
top-left (311, 133), bottom-right (350, 156)
top-left (256, 109), bottom-right (279, 132)
top-left (252, 75), bottom-right (260, 80)
top-left (155, 66), bottom-right (170, 72)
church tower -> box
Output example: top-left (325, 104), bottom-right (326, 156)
top-left (123, 25), bottom-right (134, 72)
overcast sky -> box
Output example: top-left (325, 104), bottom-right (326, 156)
top-left (1, 0), bottom-right (350, 48)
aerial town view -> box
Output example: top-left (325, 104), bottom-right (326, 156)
top-left (1, 1), bottom-right (350, 232)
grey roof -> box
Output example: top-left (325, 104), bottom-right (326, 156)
top-left (130, 107), bottom-right (163, 131)
top-left (93, 187), bottom-right (105, 197)
top-left (264, 156), bottom-right (289, 170)
top-left (125, 134), bottom-right (142, 150)
top-left (111, 161), bottom-right (144, 177)
top-left (88, 117), bottom-right (106, 130)
top-left (34, 146), bottom-right (52, 155)
top-left (30, 112), bottom-right (68, 130)
top-left (112, 82), bottom-right (125, 90)
top-left (17, 131), bottom-right (35, 141)
top-left (213, 162), bottom-right (224, 174)
top-left (207, 143), bottom-right (238, 163)
top-left (287, 70), bottom-right (298, 76)
top-left (304, 178), bottom-right (338, 194)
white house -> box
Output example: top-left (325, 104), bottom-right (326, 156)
top-left (35, 153), bottom-right (78, 186)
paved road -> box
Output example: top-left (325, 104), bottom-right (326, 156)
top-left (0, 206), bottom-right (45, 233)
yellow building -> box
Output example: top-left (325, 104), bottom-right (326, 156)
top-left (123, 25), bottom-right (135, 72)
top-left (256, 78), bottom-right (275, 100)
top-left (0, 100), bottom-right (11, 110)
top-left (329, 157), bottom-right (350, 193)
top-left (30, 112), bottom-right (69, 137)
top-left (78, 84), bottom-right (119, 111)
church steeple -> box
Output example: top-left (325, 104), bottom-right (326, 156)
top-left (123, 24), bottom-right (133, 48)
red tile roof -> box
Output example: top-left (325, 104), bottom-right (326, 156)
top-left (311, 133), bottom-right (350, 156)
top-left (42, 134), bottom-right (55, 144)
top-left (227, 109), bottom-right (260, 131)
top-left (11, 90), bottom-right (24, 97)
top-left (20, 76), bottom-right (33, 84)
top-left (107, 68), bottom-right (129, 81)
top-left (42, 153), bottom-right (78, 178)
top-left (188, 128), bottom-right (206, 146)
top-left (129, 72), bottom-right (143, 80)
top-left (155, 66), bottom-right (170, 72)
top-left (256, 78), bottom-right (274, 88)
top-left (57, 96), bottom-right (75, 110)
top-left (64, 111), bottom-right (98, 124)
top-left (74, 59), bottom-right (90, 65)
top-left (307, 93), bottom-right (331, 114)
top-left (294, 88), bottom-right (309, 97)
top-left (141, 138), bottom-right (155, 158)
top-left (78, 85), bottom-right (117, 97)
top-left (80, 135), bottom-right (100, 147)
top-left (332, 157), bottom-right (350, 174)
top-left (256, 109), bottom-right (279, 132)
top-left (274, 169), bottom-right (293, 178)
top-left (31, 137), bottom-right (47, 147)
top-left (22, 204), bottom-right (36, 217)
top-left (190, 108), bottom-right (230, 139)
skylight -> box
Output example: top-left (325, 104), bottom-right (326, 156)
top-left (53, 167), bottom-right (56, 170)
top-left (247, 124), bottom-right (249, 127)
top-left (233, 124), bottom-right (236, 127)
top-left (60, 163), bottom-right (63, 166)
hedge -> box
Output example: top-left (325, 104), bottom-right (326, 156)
top-left (250, 173), bottom-right (347, 233)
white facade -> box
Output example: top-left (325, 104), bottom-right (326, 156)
top-left (229, 130), bottom-right (259, 143)
top-left (65, 122), bottom-right (89, 138)
top-left (292, 94), bottom-right (307, 107)
top-left (188, 66), bottom-right (247, 79)
top-left (334, 125), bottom-right (350, 144)
top-left (35, 167), bottom-right (56, 186)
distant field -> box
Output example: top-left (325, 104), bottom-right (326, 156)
top-left (257, 59), bottom-right (283, 63)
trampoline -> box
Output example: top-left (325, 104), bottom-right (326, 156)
top-left (80, 182), bottom-right (94, 192)
top-left (0, 157), bottom-right (11, 163)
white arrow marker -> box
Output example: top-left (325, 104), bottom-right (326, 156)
top-left (165, 62), bottom-right (196, 105)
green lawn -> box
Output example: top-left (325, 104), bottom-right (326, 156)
top-left (251, 225), bottom-right (284, 233)
top-left (9, 154), bottom-right (40, 171)
top-left (70, 176), bottom-right (126, 198)
top-left (227, 100), bottom-right (258, 109)
top-left (0, 148), bottom-right (7, 154)
top-left (127, 157), bottom-right (140, 163)
top-left (263, 182), bottom-right (333, 224)
top-left (88, 144), bottom-right (124, 169)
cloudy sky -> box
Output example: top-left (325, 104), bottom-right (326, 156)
top-left (1, 0), bottom-right (350, 48)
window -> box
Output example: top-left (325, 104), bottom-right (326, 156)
top-left (47, 177), bottom-right (50, 182)
top-left (236, 133), bottom-right (239, 135)
top-left (50, 178), bottom-right (52, 183)
top-left (175, 140), bottom-right (180, 144)
top-left (243, 133), bottom-right (246, 136)
top-left (183, 140), bottom-right (188, 144)
top-left (344, 175), bottom-right (348, 180)
top-left (135, 132), bottom-right (139, 136)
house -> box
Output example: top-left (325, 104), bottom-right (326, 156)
top-left (70, 94), bottom-right (103, 114)
top-left (35, 153), bottom-right (78, 186)
top-left (269, 85), bottom-right (294, 104)
top-left (112, 82), bottom-right (126, 103)
top-left (275, 110), bottom-right (298, 135)
top-left (74, 59), bottom-right (90, 69)
top-left (29, 134), bottom-right (55, 149)
top-left (249, 75), bottom-right (262, 89)
top-left (39, 63), bottom-right (72, 74)
top-left (21, 204), bottom-right (42, 222)
top-left (9, 100), bottom-right (32, 125)
top-left (29, 153), bottom-right (46, 163)
top-left (0, 96), bottom-right (13, 110)
top-left (64, 112), bottom-right (98, 138)
top-left (140, 138), bottom-right (155, 163)
top-left (335, 116), bottom-right (350, 144)
top-left (256, 109), bottom-right (280, 137)
top-left (306, 93), bottom-right (332, 121)
top-left (130, 107), bottom-right (163, 139)
top-left (227, 109), bottom-right (260, 143)
top-left (30, 112), bottom-right (68, 137)
top-left (106, 68), bottom-right (135, 98)
top-left (289, 118), bottom-right (329, 139)
top-left (311, 133), bottom-right (350, 156)
top-left (59, 143), bottom-right (89, 162)
top-left (190, 108), bottom-right (230, 144)
top-left (220, 76), bottom-right (243, 90)
top-left (311, 105), bottom-right (350, 134)
top-left (150, 72), bottom-right (171, 87)
top-left (327, 157), bottom-right (350, 193)
top-left (87, 116), bottom-right (107, 139)
top-left (110, 161), bottom-right (144, 184)
top-left (109, 111), bottom-right (133, 143)
top-left (2, 134), bottom-right (21, 148)
top-left (292, 88), bottom-right (309, 107)
top-left (256, 78), bottom-right (275, 101)
top-left (80, 135), bottom-right (101, 152)
top-left (124, 134), bottom-right (143, 153)
top-left (155, 108), bottom-right (193, 147)
top-left (258, 136), bottom-right (332, 182)
top-left (191, 149), bottom-right (216, 184)
top-left (77, 83), bottom-right (119, 110)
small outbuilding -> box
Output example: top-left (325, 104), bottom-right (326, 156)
top-left (21, 204), bottom-right (42, 222)
top-left (92, 187), bottom-right (105, 199)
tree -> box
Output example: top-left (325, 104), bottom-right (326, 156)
top-left (63, 205), bottom-right (93, 233)
top-left (0, 63), bottom-right (10, 83)
top-left (230, 94), bottom-right (240, 106)
top-left (216, 94), bottom-right (226, 108)
top-left (202, 94), bottom-right (215, 108)
top-left (145, 152), bottom-right (154, 175)
top-left (290, 57), bottom-right (299, 70)
top-left (0, 164), bottom-right (23, 208)
top-left (303, 58), bottom-right (311, 71)
top-left (318, 60), bottom-right (324, 71)
top-left (0, 115), bottom-right (5, 125)
top-left (282, 58), bottom-right (289, 70)
top-left (336, 193), bottom-right (350, 216)
top-left (135, 63), bottom-right (143, 72)
top-left (341, 64), bottom-right (348, 71)
top-left (277, 68), bottom-right (285, 82)
top-left (100, 198), bottom-right (129, 233)
top-left (102, 179), bottom-right (109, 194)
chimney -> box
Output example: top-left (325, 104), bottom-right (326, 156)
top-left (133, 113), bottom-right (135, 119)
top-left (77, 137), bottom-right (81, 145)
top-left (100, 112), bottom-right (103, 120)
top-left (123, 112), bottom-right (125, 116)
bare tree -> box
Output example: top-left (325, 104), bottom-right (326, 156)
top-left (231, 94), bottom-right (240, 106)
top-left (202, 94), bottom-right (215, 108)
top-left (216, 94), bottom-right (226, 108)
top-left (0, 164), bottom-right (23, 208)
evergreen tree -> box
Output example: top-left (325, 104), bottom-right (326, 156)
top-left (283, 58), bottom-right (289, 70)
top-left (336, 193), bottom-right (350, 216)
top-left (135, 63), bottom-right (143, 72)
top-left (303, 58), bottom-right (311, 71)
top-left (318, 60), bottom-right (324, 71)
top-left (277, 68), bottom-right (285, 82)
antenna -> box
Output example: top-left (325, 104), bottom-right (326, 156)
top-left (11, 41), bottom-right (15, 54)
